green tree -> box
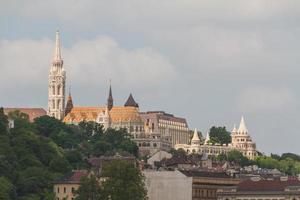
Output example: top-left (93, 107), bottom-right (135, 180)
top-left (0, 107), bottom-right (8, 134)
top-left (209, 126), bottom-right (231, 145)
top-left (75, 175), bottom-right (102, 200)
top-left (101, 160), bottom-right (147, 200)
top-left (227, 150), bottom-right (250, 166)
top-left (0, 176), bottom-right (15, 200)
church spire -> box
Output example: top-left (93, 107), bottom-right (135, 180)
top-left (65, 87), bottom-right (73, 117)
top-left (54, 30), bottom-right (62, 61)
top-left (107, 82), bottom-right (113, 111)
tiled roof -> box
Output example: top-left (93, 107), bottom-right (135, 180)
top-left (54, 170), bottom-right (89, 184)
top-left (4, 108), bottom-right (47, 122)
top-left (63, 106), bottom-right (142, 123)
top-left (237, 178), bottom-right (300, 192)
top-left (124, 94), bottom-right (139, 108)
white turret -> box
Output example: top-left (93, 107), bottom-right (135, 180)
top-left (238, 116), bottom-right (248, 134)
top-left (232, 124), bottom-right (237, 134)
top-left (191, 128), bottom-right (200, 145)
top-left (47, 30), bottom-right (66, 120)
top-left (97, 106), bottom-right (111, 130)
top-left (204, 131), bottom-right (210, 145)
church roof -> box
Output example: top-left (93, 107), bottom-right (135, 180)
top-left (63, 106), bottom-right (142, 124)
top-left (124, 94), bottom-right (139, 108)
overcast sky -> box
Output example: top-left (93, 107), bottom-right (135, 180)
top-left (1, 0), bottom-right (300, 155)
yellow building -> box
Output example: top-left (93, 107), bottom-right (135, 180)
top-left (53, 170), bottom-right (89, 200)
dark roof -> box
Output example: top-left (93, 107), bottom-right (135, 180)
top-left (88, 155), bottom-right (136, 167)
top-left (54, 170), bottom-right (88, 184)
top-left (180, 170), bottom-right (231, 178)
top-left (237, 178), bottom-right (300, 192)
top-left (124, 94), bottom-right (139, 107)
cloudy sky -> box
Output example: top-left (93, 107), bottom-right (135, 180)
top-left (1, 0), bottom-right (300, 154)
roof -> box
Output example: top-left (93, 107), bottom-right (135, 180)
top-left (54, 170), bottom-right (89, 184)
top-left (124, 94), bottom-right (139, 108)
top-left (63, 106), bottom-right (142, 124)
top-left (237, 178), bottom-right (300, 192)
top-left (180, 170), bottom-right (232, 178)
top-left (140, 111), bottom-right (188, 124)
top-left (88, 155), bottom-right (136, 167)
top-left (4, 108), bottom-right (47, 122)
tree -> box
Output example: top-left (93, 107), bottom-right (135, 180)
top-left (75, 175), bottom-right (102, 200)
top-left (227, 150), bottom-right (250, 166)
top-left (0, 107), bottom-right (8, 134)
top-left (101, 160), bottom-right (147, 200)
top-left (209, 126), bottom-right (231, 145)
top-left (0, 176), bottom-right (15, 200)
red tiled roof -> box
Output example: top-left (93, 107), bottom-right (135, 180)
top-left (238, 178), bottom-right (300, 192)
top-left (4, 108), bottom-right (47, 122)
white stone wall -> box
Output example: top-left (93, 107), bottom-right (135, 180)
top-left (144, 170), bottom-right (192, 200)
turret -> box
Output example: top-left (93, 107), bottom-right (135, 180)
top-left (191, 128), bottom-right (200, 145)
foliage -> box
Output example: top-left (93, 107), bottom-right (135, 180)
top-left (0, 176), bottom-right (15, 200)
top-left (75, 175), bottom-right (102, 200)
top-left (0, 107), bottom-right (8, 134)
top-left (169, 148), bottom-right (187, 158)
top-left (209, 126), bottom-right (231, 145)
top-left (101, 160), bottom-right (147, 200)
top-left (217, 150), bottom-right (251, 167)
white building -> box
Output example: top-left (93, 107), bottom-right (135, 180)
top-left (144, 170), bottom-right (192, 200)
top-left (47, 30), bottom-right (66, 120)
top-left (175, 117), bottom-right (258, 159)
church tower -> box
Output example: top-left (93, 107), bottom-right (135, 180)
top-left (47, 30), bottom-right (66, 120)
top-left (107, 84), bottom-right (113, 111)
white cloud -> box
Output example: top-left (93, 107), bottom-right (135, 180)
top-left (0, 35), bottom-right (176, 98)
top-left (237, 86), bottom-right (297, 113)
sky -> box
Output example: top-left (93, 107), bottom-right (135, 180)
top-left (1, 0), bottom-right (300, 155)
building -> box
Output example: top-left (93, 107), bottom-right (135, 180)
top-left (47, 30), bottom-right (66, 120)
top-left (180, 170), bottom-right (240, 200)
top-left (53, 170), bottom-right (89, 200)
top-left (140, 111), bottom-right (190, 148)
top-left (4, 108), bottom-right (47, 122)
top-left (144, 170), bottom-right (193, 200)
top-left (175, 117), bottom-right (258, 159)
top-left (217, 177), bottom-right (300, 200)
top-left (147, 150), bottom-right (172, 168)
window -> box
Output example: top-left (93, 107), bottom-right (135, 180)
top-left (64, 187), bottom-right (66, 193)
top-left (57, 187), bottom-right (59, 193)
top-left (72, 187), bottom-right (75, 193)
top-left (57, 85), bottom-right (61, 95)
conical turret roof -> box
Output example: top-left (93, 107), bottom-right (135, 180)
top-left (238, 116), bottom-right (248, 133)
top-left (124, 93), bottom-right (139, 108)
top-left (191, 128), bottom-right (200, 142)
top-left (204, 131), bottom-right (210, 145)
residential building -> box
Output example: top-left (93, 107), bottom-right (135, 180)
top-left (217, 177), bottom-right (300, 200)
top-left (53, 170), bottom-right (89, 200)
top-left (140, 111), bottom-right (190, 148)
top-left (144, 170), bottom-right (193, 200)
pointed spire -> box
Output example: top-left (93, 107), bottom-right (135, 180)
top-left (191, 128), bottom-right (200, 145)
top-left (238, 116), bottom-right (248, 133)
top-left (124, 93), bottom-right (139, 108)
top-left (54, 30), bottom-right (62, 61)
top-left (232, 124), bottom-right (237, 133)
top-left (107, 81), bottom-right (113, 111)
top-left (204, 131), bottom-right (210, 145)
top-left (65, 89), bottom-right (73, 117)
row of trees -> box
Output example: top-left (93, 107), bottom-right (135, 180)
top-left (0, 108), bottom-right (144, 200)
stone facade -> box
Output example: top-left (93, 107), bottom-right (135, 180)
top-left (175, 117), bottom-right (258, 159)
top-left (47, 31), bottom-right (66, 120)
top-left (140, 111), bottom-right (189, 148)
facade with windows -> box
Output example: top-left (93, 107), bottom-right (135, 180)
top-left (217, 177), bottom-right (300, 200)
top-left (140, 111), bottom-right (190, 148)
top-left (175, 117), bottom-right (258, 159)
top-left (53, 170), bottom-right (89, 200)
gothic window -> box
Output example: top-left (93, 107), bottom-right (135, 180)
top-left (52, 100), bottom-right (55, 109)
top-left (52, 86), bottom-right (55, 95)
top-left (57, 85), bottom-right (61, 95)
top-left (57, 99), bottom-right (60, 109)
